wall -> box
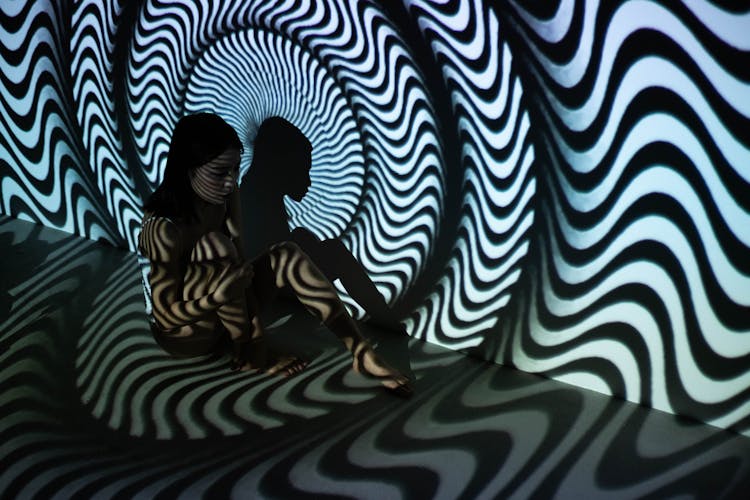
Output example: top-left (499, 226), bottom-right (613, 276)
top-left (1, 0), bottom-right (748, 434)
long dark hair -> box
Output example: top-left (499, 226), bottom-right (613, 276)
top-left (143, 113), bottom-right (242, 221)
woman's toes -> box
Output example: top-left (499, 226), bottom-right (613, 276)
top-left (267, 356), bottom-right (307, 377)
top-left (387, 379), bottom-right (413, 398)
top-left (285, 360), bottom-right (308, 376)
top-left (352, 347), bottom-right (412, 396)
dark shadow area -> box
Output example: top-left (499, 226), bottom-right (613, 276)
top-left (239, 116), bottom-right (412, 387)
top-left (240, 117), bottom-right (406, 336)
top-left (2, 214), bottom-right (749, 498)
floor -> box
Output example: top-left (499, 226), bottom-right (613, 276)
top-left (1, 214), bottom-right (749, 499)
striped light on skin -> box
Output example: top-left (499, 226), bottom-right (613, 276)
top-left (126, 0), bottom-right (445, 305)
top-left (0, 0), bottom-right (748, 436)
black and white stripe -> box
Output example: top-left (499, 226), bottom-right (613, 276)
top-left (2, 213), bottom-right (748, 497)
top-left (498, 0), bottom-right (750, 432)
top-left (403, 0), bottom-right (536, 350)
top-left (1, 0), bottom-right (749, 443)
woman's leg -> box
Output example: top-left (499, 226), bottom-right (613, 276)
top-left (186, 232), bottom-right (306, 375)
top-left (146, 238), bottom-right (237, 359)
top-left (290, 227), bottom-right (404, 334)
top-left (184, 231), bottom-right (254, 343)
top-left (264, 241), bottom-right (411, 394)
top-left (150, 321), bottom-right (224, 358)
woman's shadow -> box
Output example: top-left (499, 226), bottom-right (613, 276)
top-left (239, 117), bottom-right (411, 376)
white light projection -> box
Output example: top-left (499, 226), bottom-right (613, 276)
top-left (0, 1), bottom-right (122, 245)
top-left (71, 0), bottom-right (142, 249)
top-left (503, 0), bottom-right (750, 431)
top-left (183, 28), bottom-right (366, 240)
top-left (1, 0), bottom-right (749, 436)
top-left (125, 0), bottom-right (445, 305)
top-left (403, 0), bottom-right (536, 350)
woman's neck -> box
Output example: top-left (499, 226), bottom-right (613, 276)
top-left (191, 194), bottom-right (226, 229)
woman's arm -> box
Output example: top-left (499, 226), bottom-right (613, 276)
top-left (141, 217), bottom-right (248, 330)
top-left (224, 184), bottom-right (245, 257)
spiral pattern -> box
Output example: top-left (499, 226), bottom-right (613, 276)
top-left (1, 0), bottom-right (749, 454)
top-left (126, 0), bottom-right (445, 304)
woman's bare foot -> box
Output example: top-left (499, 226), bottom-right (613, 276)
top-left (232, 337), bottom-right (308, 377)
top-left (265, 355), bottom-right (308, 377)
top-left (352, 343), bottom-right (412, 397)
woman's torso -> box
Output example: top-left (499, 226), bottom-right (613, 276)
top-left (139, 204), bottom-right (231, 334)
top-left (141, 203), bottom-right (228, 263)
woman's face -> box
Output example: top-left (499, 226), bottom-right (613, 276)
top-left (189, 148), bottom-right (241, 204)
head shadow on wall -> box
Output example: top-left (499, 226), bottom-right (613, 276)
top-left (240, 116), bottom-right (405, 334)
top-left (0, 0), bottom-right (748, 435)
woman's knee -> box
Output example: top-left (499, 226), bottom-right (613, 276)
top-left (269, 241), bottom-right (308, 265)
top-left (267, 241), bottom-right (316, 286)
top-left (191, 231), bottom-right (239, 262)
top-left (271, 240), bottom-right (303, 255)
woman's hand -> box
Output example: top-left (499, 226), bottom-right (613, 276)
top-left (213, 261), bottom-right (254, 304)
top-left (225, 184), bottom-right (243, 243)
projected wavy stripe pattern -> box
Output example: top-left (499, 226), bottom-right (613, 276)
top-left (127, 0), bottom-right (444, 303)
top-left (502, 1), bottom-right (750, 429)
top-left (3, 218), bottom-right (748, 498)
top-left (71, 0), bottom-right (142, 250)
top-left (403, 0), bottom-right (536, 350)
top-left (0, 2), bottom-right (121, 244)
top-left (77, 278), bottom-right (375, 438)
top-left (1, 0), bottom-right (749, 437)
top-left (184, 28), bottom-right (365, 240)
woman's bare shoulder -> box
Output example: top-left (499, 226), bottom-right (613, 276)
top-left (140, 213), bottom-right (183, 262)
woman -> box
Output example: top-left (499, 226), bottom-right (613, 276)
top-left (241, 117), bottom-right (407, 334)
top-left (138, 113), bottom-right (411, 395)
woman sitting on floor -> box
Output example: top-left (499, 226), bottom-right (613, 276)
top-left (138, 112), bottom-right (411, 396)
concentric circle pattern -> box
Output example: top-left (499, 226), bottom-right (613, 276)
top-left (184, 28), bottom-right (365, 240)
top-left (126, 0), bottom-right (445, 304)
top-left (403, 0), bottom-right (535, 350)
top-left (2, 0), bottom-right (750, 441)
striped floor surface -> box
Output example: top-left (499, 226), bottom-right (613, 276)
top-left (1, 215), bottom-right (749, 499)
